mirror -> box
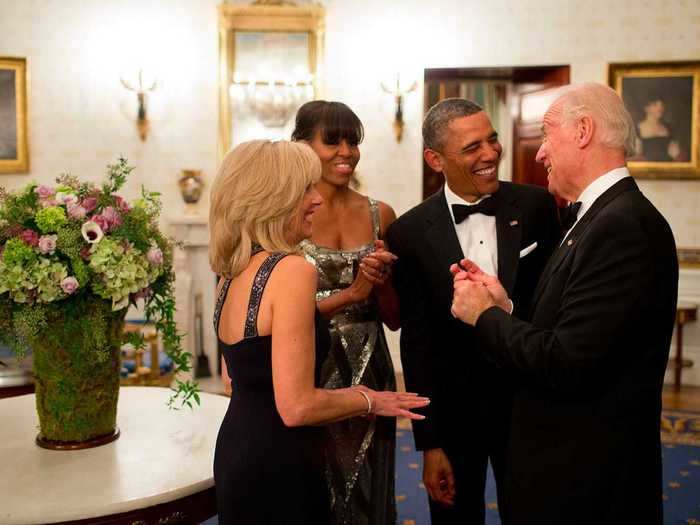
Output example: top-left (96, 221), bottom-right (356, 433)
top-left (218, 1), bottom-right (325, 159)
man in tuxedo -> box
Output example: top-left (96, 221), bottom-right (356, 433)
top-left (385, 98), bottom-right (560, 524)
top-left (451, 83), bottom-right (678, 525)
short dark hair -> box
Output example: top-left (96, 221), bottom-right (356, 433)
top-left (292, 100), bottom-right (364, 146)
top-left (423, 98), bottom-right (483, 151)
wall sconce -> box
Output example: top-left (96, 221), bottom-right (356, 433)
top-left (381, 74), bottom-right (417, 143)
top-left (229, 72), bottom-right (314, 128)
top-left (120, 70), bottom-right (157, 141)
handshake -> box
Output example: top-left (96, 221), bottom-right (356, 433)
top-left (450, 259), bottom-right (512, 326)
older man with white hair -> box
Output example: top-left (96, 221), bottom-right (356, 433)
top-left (450, 82), bottom-right (678, 525)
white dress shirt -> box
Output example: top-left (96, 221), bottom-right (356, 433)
top-left (444, 184), bottom-right (498, 276)
top-left (562, 167), bottom-right (631, 242)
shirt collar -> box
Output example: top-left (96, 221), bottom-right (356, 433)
top-left (574, 166), bottom-right (630, 221)
top-left (444, 183), bottom-right (494, 224)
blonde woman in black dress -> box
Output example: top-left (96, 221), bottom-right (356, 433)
top-left (209, 140), bottom-right (428, 525)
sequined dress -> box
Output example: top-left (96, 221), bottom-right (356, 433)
top-left (213, 253), bottom-right (331, 525)
top-left (301, 198), bottom-right (397, 525)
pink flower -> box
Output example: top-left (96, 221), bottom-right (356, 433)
top-left (34, 185), bottom-right (55, 200)
top-left (40, 198), bottom-right (57, 208)
top-left (67, 203), bottom-right (87, 220)
top-left (38, 234), bottom-right (57, 255)
top-left (146, 247), bottom-right (163, 265)
top-left (20, 229), bottom-right (40, 247)
top-left (102, 206), bottom-right (122, 229)
top-left (60, 276), bottom-right (79, 294)
top-left (81, 197), bottom-right (98, 213)
top-left (114, 195), bottom-right (131, 214)
top-left (91, 214), bottom-right (110, 233)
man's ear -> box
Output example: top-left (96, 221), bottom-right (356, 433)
top-left (424, 149), bottom-right (444, 173)
top-left (575, 115), bottom-right (595, 149)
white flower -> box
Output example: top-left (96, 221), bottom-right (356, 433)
top-left (81, 221), bottom-right (104, 244)
top-left (56, 191), bottom-right (78, 206)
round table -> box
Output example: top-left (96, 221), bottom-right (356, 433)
top-left (0, 386), bottom-right (228, 524)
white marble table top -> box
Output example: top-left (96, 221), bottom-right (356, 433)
top-left (0, 386), bottom-right (228, 524)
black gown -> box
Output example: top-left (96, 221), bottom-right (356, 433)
top-left (213, 253), bottom-right (331, 524)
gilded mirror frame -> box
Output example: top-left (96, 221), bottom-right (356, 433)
top-left (0, 57), bottom-right (29, 174)
top-left (218, 2), bottom-right (325, 160)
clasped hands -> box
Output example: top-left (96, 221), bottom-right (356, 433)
top-left (450, 259), bottom-right (512, 326)
top-left (359, 240), bottom-right (396, 285)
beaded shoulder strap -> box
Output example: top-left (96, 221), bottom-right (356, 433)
top-left (368, 197), bottom-right (381, 241)
top-left (213, 278), bottom-right (233, 334)
top-left (244, 252), bottom-right (288, 338)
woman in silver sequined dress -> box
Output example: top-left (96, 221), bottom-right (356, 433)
top-left (292, 101), bottom-right (402, 525)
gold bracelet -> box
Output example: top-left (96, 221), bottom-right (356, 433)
top-left (356, 389), bottom-right (372, 415)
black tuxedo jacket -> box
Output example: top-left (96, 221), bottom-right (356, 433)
top-left (475, 177), bottom-right (678, 524)
top-left (385, 181), bottom-right (560, 451)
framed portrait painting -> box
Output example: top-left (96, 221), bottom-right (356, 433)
top-left (0, 57), bottom-right (28, 173)
top-left (608, 61), bottom-right (700, 179)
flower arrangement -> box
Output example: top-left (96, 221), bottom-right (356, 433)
top-left (0, 159), bottom-right (198, 410)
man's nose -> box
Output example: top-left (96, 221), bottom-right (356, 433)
top-left (535, 143), bottom-right (546, 163)
top-left (482, 142), bottom-right (501, 161)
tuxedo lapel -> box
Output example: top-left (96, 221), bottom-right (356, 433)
top-left (425, 191), bottom-right (464, 275)
top-left (531, 177), bottom-right (639, 309)
top-left (495, 189), bottom-right (523, 296)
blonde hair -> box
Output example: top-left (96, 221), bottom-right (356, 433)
top-left (556, 82), bottom-right (637, 157)
top-left (209, 140), bottom-right (321, 278)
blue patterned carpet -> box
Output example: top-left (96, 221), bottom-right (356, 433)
top-left (395, 411), bottom-right (700, 525)
top-left (203, 410), bottom-right (700, 525)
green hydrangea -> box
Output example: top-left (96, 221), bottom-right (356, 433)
top-left (0, 256), bottom-right (68, 303)
top-left (3, 238), bottom-right (37, 266)
top-left (88, 238), bottom-right (151, 310)
top-left (30, 257), bottom-right (69, 303)
top-left (35, 206), bottom-right (67, 233)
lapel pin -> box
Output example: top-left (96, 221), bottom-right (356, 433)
top-left (567, 239), bottom-right (573, 246)
top-left (510, 220), bottom-right (519, 226)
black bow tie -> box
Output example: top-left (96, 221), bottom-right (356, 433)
top-left (452, 198), bottom-right (497, 224)
top-left (560, 201), bottom-right (582, 231)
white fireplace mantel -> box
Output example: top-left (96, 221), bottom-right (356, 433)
top-left (169, 214), bottom-right (217, 380)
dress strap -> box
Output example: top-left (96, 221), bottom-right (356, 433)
top-left (368, 197), bottom-right (381, 241)
top-left (213, 278), bottom-right (233, 334)
top-left (244, 252), bottom-right (288, 338)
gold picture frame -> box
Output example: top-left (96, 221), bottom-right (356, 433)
top-left (608, 61), bottom-right (700, 179)
top-left (0, 57), bottom-right (29, 174)
top-left (217, 2), bottom-right (325, 160)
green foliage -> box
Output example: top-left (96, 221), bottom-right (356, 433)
top-left (110, 207), bottom-right (152, 252)
top-left (0, 184), bottom-right (38, 226)
top-left (102, 157), bottom-right (133, 196)
top-left (56, 223), bottom-right (83, 259)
